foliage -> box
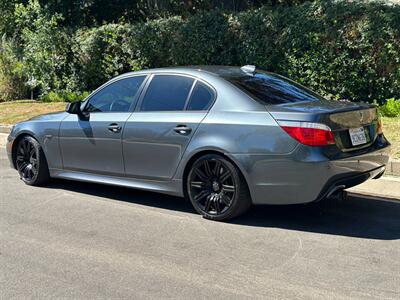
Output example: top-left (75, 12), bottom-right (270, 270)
top-left (173, 10), bottom-right (237, 65)
top-left (72, 23), bottom-right (135, 92)
top-left (379, 98), bottom-right (400, 118)
top-left (41, 90), bottom-right (90, 103)
top-left (0, 0), bottom-right (25, 35)
top-left (35, 0), bottom-right (307, 26)
top-left (0, 36), bottom-right (27, 101)
top-left (14, 0), bottom-right (74, 96)
top-left (1, 0), bottom-right (399, 103)
top-left (280, 1), bottom-right (400, 103)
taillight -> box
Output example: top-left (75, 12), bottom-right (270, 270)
top-left (278, 121), bottom-right (335, 146)
top-left (377, 117), bottom-right (383, 135)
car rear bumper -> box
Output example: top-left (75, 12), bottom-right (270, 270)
top-left (230, 143), bottom-right (390, 205)
top-left (314, 165), bottom-right (385, 202)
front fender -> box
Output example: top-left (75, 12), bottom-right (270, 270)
top-left (10, 119), bottom-right (64, 170)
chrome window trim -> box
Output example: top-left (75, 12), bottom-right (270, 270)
top-left (81, 74), bottom-right (150, 114)
top-left (136, 73), bottom-right (217, 113)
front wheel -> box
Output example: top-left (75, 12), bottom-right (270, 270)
top-left (186, 154), bottom-right (251, 221)
top-left (15, 136), bottom-right (50, 186)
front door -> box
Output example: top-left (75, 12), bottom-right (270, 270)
top-left (59, 75), bottom-right (147, 176)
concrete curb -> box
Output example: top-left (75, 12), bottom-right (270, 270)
top-left (387, 160), bottom-right (400, 176)
top-left (349, 192), bottom-right (400, 202)
top-left (1, 124), bottom-right (399, 176)
top-left (348, 175), bottom-right (400, 201)
top-left (0, 125), bottom-right (12, 134)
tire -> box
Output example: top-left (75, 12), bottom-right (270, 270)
top-left (186, 154), bottom-right (251, 221)
top-left (15, 135), bottom-right (50, 186)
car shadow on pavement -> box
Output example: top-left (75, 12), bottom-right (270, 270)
top-left (47, 179), bottom-right (196, 213)
top-left (232, 195), bottom-right (400, 240)
top-left (47, 179), bottom-right (400, 240)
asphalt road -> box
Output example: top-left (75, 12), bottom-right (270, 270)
top-left (1, 149), bottom-right (400, 299)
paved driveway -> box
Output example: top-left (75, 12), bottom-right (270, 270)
top-left (1, 149), bottom-right (399, 299)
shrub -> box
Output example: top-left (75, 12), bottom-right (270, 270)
top-left (73, 1), bottom-right (400, 103)
top-left (129, 17), bottom-right (183, 69)
top-left (233, 1), bottom-right (400, 102)
top-left (379, 98), bottom-right (400, 118)
top-left (0, 36), bottom-right (27, 101)
top-left (73, 23), bottom-right (136, 92)
top-left (41, 91), bottom-right (90, 103)
top-left (173, 10), bottom-right (237, 65)
top-left (4, 0), bottom-right (400, 103)
top-left (14, 0), bottom-right (74, 96)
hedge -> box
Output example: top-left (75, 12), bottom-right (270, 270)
top-left (1, 0), bottom-right (400, 104)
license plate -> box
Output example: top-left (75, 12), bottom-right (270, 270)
top-left (349, 127), bottom-right (367, 146)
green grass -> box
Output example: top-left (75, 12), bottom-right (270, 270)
top-left (0, 100), bottom-right (66, 125)
top-left (382, 117), bottom-right (400, 159)
top-left (0, 100), bottom-right (399, 159)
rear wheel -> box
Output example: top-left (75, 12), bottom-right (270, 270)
top-left (186, 154), bottom-right (251, 221)
top-left (15, 136), bottom-right (50, 186)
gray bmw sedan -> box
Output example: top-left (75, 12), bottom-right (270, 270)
top-left (6, 65), bottom-right (390, 221)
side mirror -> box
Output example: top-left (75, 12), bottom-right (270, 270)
top-left (66, 101), bottom-right (81, 114)
top-left (65, 101), bottom-right (89, 120)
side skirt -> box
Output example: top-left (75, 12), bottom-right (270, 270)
top-left (49, 168), bottom-right (184, 197)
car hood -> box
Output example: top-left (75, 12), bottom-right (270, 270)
top-left (28, 111), bottom-right (68, 122)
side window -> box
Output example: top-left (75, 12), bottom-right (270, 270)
top-left (187, 81), bottom-right (214, 111)
top-left (85, 76), bottom-right (146, 113)
top-left (141, 75), bottom-right (194, 111)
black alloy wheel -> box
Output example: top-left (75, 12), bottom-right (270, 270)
top-left (15, 136), bottom-right (49, 186)
top-left (187, 154), bottom-right (251, 221)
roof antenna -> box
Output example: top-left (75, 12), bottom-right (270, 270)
top-left (240, 65), bottom-right (256, 74)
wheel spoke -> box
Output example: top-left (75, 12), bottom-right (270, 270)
top-left (23, 166), bottom-right (30, 178)
top-left (219, 169), bottom-right (231, 183)
top-left (18, 162), bottom-right (27, 172)
top-left (23, 141), bottom-right (29, 154)
top-left (29, 148), bottom-right (36, 158)
top-left (194, 190), bottom-right (209, 202)
top-left (214, 197), bottom-right (221, 214)
top-left (194, 167), bottom-right (208, 182)
top-left (19, 145), bottom-right (25, 155)
top-left (191, 181), bottom-right (205, 189)
top-left (204, 195), bottom-right (212, 212)
top-left (203, 160), bottom-right (212, 177)
top-left (222, 184), bottom-right (235, 193)
top-left (213, 160), bottom-right (221, 176)
top-left (221, 194), bottom-right (231, 207)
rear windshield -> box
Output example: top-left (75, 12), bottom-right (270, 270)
top-left (225, 72), bottom-right (327, 105)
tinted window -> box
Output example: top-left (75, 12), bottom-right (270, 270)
top-left (141, 75), bottom-right (194, 111)
top-left (85, 76), bottom-right (145, 113)
top-left (226, 72), bottom-right (326, 105)
top-left (187, 81), bottom-right (214, 111)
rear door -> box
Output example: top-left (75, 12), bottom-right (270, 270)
top-left (123, 74), bottom-right (215, 180)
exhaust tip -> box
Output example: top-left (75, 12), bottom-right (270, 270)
top-left (326, 185), bottom-right (346, 199)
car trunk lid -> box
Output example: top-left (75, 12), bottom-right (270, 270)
top-left (267, 101), bottom-right (379, 151)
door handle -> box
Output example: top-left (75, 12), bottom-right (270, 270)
top-left (108, 123), bottom-right (122, 133)
top-left (173, 125), bottom-right (192, 135)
